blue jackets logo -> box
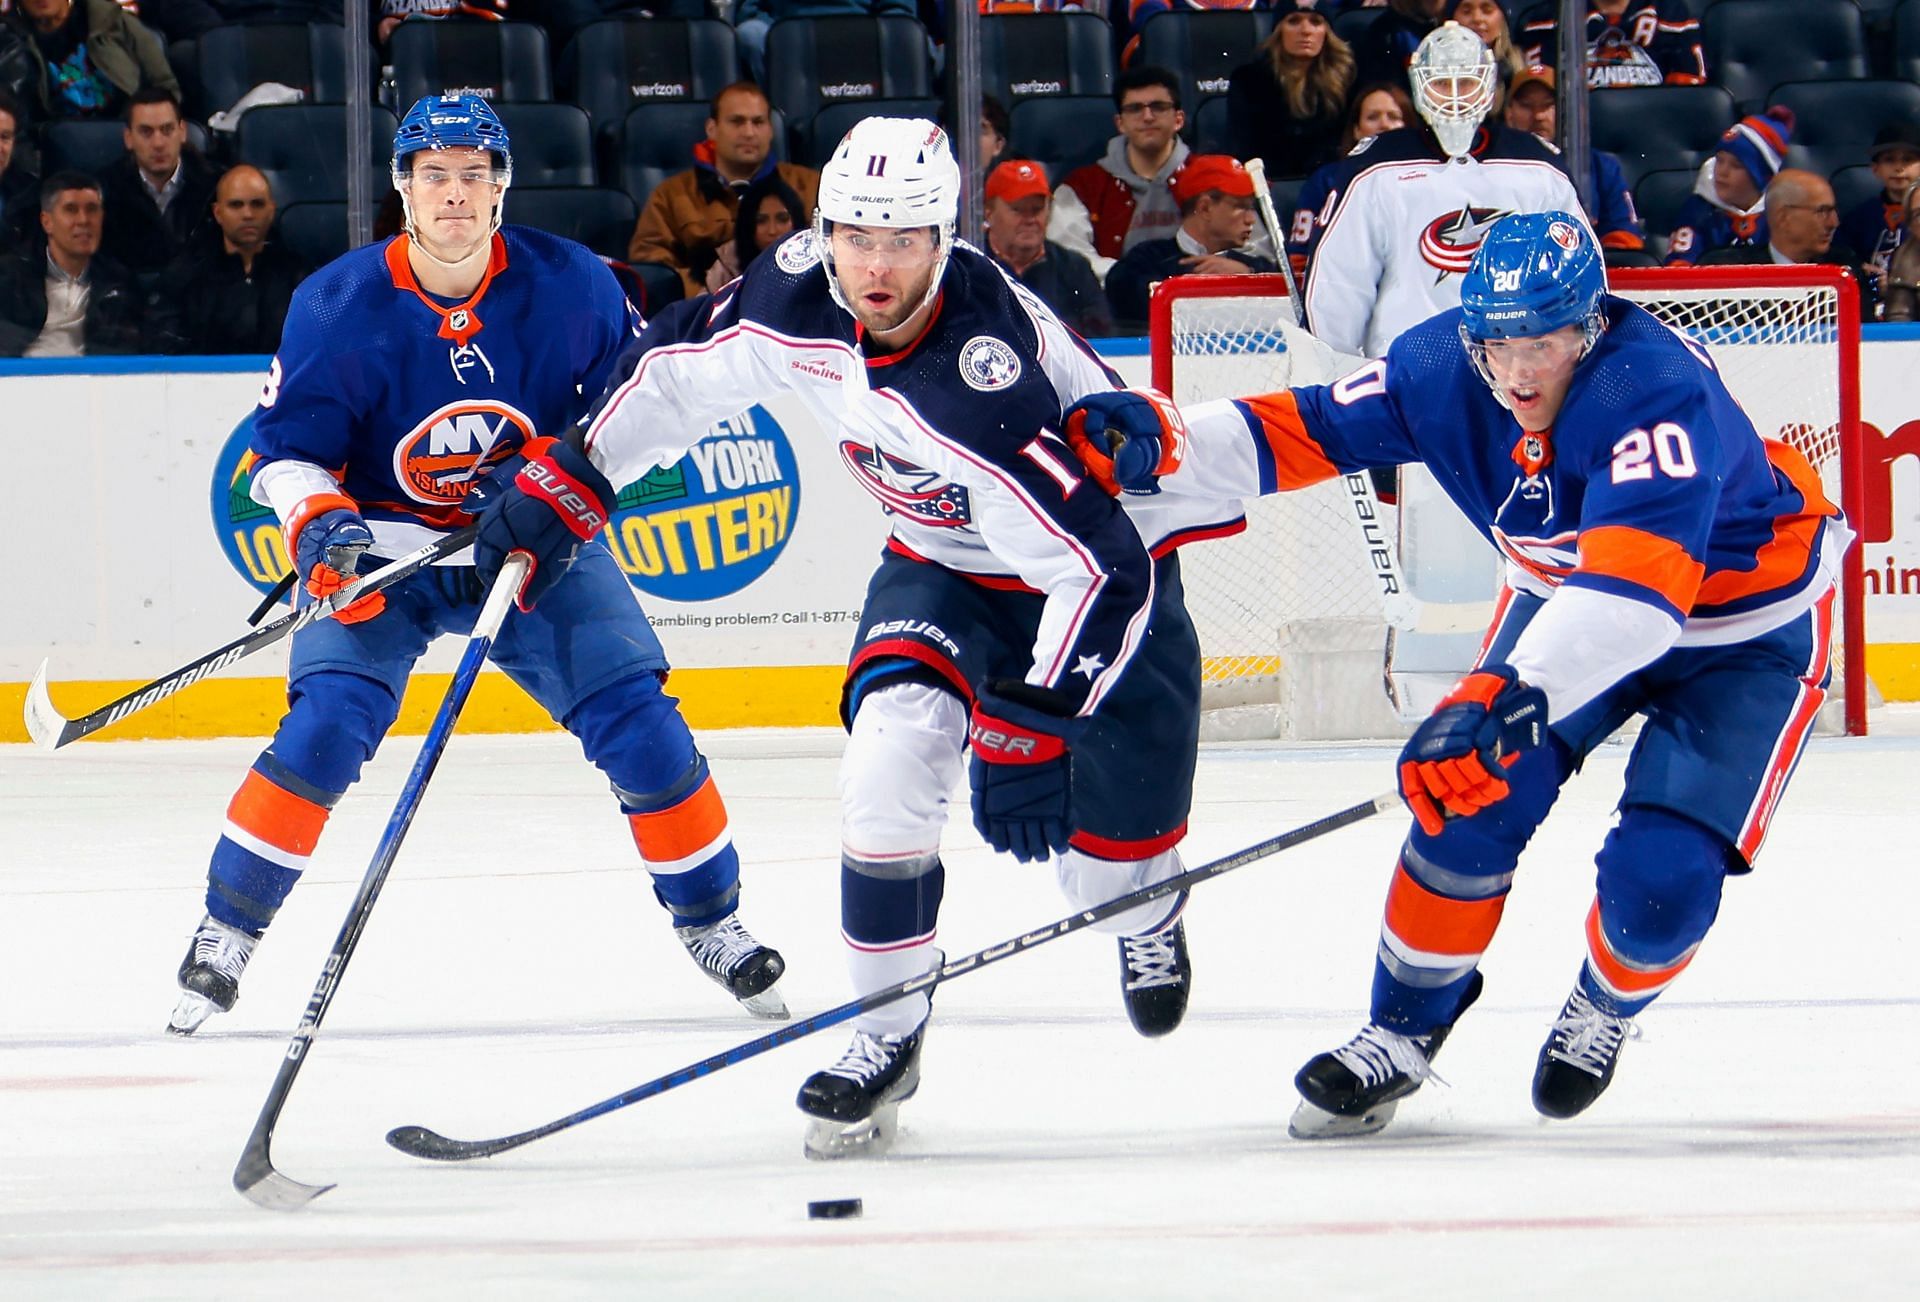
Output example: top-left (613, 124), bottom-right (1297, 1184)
top-left (209, 413), bottom-right (291, 596)
top-left (601, 406), bottom-right (800, 600)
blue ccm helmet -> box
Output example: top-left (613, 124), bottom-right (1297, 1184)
top-left (392, 92), bottom-right (513, 186)
top-left (1458, 212), bottom-right (1607, 401)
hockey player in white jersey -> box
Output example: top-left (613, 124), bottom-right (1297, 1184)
top-left (467, 118), bottom-right (1244, 1158)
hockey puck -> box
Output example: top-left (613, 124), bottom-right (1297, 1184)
top-left (807, 1198), bottom-right (863, 1220)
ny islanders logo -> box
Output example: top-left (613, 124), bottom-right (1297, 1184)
top-left (839, 441), bottom-right (972, 526)
top-left (392, 400), bottom-right (532, 505)
top-left (1419, 206), bottom-right (1513, 276)
top-left (599, 406), bottom-right (802, 600)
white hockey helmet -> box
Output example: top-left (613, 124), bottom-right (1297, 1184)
top-left (814, 116), bottom-right (961, 319)
top-left (1410, 21), bottom-right (1499, 159)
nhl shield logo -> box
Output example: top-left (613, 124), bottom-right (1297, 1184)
top-left (449, 308), bottom-right (471, 332)
top-left (958, 336), bottom-right (1020, 392)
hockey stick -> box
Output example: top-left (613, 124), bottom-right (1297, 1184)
top-left (1242, 159), bottom-right (1485, 639)
top-left (385, 789), bottom-right (1400, 1164)
top-left (234, 553), bottom-right (530, 1211)
top-left (23, 526), bottom-right (477, 751)
top-left (245, 570), bottom-right (300, 627)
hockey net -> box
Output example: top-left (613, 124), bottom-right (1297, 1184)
top-left (1151, 267), bottom-right (1867, 739)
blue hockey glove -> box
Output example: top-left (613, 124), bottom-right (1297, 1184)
top-left (285, 492), bottom-right (384, 624)
top-left (968, 682), bottom-right (1087, 864)
top-left (471, 435), bottom-right (615, 611)
top-left (1398, 665), bottom-right (1548, 836)
top-left (1062, 388), bottom-right (1187, 496)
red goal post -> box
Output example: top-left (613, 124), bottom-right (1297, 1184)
top-left (1149, 266), bottom-right (1868, 737)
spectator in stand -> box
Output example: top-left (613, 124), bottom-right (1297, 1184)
top-left (733, 0), bottom-right (915, 86)
top-left (980, 92), bottom-right (1009, 176)
top-left (704, 170), bottom-right (803, 292)
top-left (1839, 123), bottom-right (1920, 314)
top-left (377, 0), bottom-right (509, 48)
top-left (1104, 154), bottom-right (1277, 331)
top-left (0, 86), bottom-right (38, 252)
top-left (1350, 0), bottom-right (1444, 94)
top-left (981, 158), bottom-right (1111, 337)
top-left (1226, 0), bottom-right (1355, 180)
top-left (1445, 0), bottom-right (1524, 85)
top-left (0, 0), bottom-right (177, 121)
top-left (1502, 67), bottom-right (1644, 257)
top-left (146, 163), bottom-right (307, 354)
top-left (0, 170), bottom-right (139, 354)
top-left (1666, 106), bottom-right (1791, 266)
top-left (100, 86), bottom-right (215, 281)
top-left (1284, 80), bottom-right (1410, 279)
top-left (1520, 1), bottom-right (1705, 91)
top-left (626, 82), bottom-right (820, 299)
top-left (1701, 168), bottom-right (1870, 308)
top-left (1880, 183), bottom-right (1920, 323)
top-left (1050, 65), bottom-right (1191, 286)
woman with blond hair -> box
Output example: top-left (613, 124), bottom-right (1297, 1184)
top-left (1447, 0), bottom-right (1530, 88)
top-left (1226, 0), bottom-right (1357, 177)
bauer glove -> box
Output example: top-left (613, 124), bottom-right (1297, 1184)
top-left (1397, 665), bottom-right (1547, 837)
top-left (471, 435), bottom-right (615, 611)
top-left (968, 682), bottom-right (1087, 864)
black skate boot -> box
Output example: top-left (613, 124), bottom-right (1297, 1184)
top-left (797, 1025), bottom-right (926, 1160)
top-left (676, 913), bottom-right (789, 1019)
top-left (1119, 915), bottom-right (1192, 1038)
top-left (168, 914), bottom-right (258, 1035)
top-left (1289, 971), bottom-right (1484, 1139)
top-left (1532, 984), bottom-right (1639, 1120)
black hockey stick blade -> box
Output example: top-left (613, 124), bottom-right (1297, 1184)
top-left (386, 789), bottom-right (1399, 1163)
top-left (24, 526), bottom-right (476, 751)
top-left (245, 569), bottom-right (300, 627)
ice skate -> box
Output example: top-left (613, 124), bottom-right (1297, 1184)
top-left (1289, 972), bottom-right (1483, 1139)
top-left (797, 1025), bottom-right (926, 1160)
top-left (167, 915), bottom-right (258, 1035)
top-left (1119, 914), bottom-right (1191, 1038)
top-left (1532, 984), bottom-right (1640, 1119)
top-left (676, 913), bottom-right (788, 1019)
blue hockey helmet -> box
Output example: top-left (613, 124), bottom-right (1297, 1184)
top-left (1458, 212), bottom-right (1607, 403)
top-left (391, 93), bottom-right (513, 187)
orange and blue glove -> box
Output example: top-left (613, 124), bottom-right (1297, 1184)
top-left (284, 492), bottom-right (385, 624)
top-left (1397, 665), bottom-right (1547, 837)
top-left (1062, 388), bottom-right (1187, 496)
top-left (470, 435), bottom-right (615, 611)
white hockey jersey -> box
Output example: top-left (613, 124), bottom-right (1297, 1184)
top-left (577, 231), bottom-right (1245, 716)
top-left (1304, 124), bottom-right (1588, 358)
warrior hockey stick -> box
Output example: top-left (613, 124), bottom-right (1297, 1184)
top-left (234, 553), bottom-right (529, 1211)
top-left (23, 526), bottom-right (477, 751)
top-left (385, 789), bottom-right (1400, 1164)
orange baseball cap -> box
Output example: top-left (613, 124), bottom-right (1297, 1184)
top-left (1170, 155), bottom-right (1256, 205)
top-left (985, 159), bottom-right (1051, 204)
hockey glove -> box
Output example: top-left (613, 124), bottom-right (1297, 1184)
top-left (471, 435), bottom-right (616, 612)
top-left (285, 492), bottom-right (385, 624)
top-left (1062, 388), bottom-right (1187, 496)
top-left (1397, 665), bottom-right (1548, 837)
top-left (968, 682), bottom-right (1087, 864)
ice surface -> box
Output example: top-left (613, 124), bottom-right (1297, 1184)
top-left (3, 713), bottom-right (1918, 1300)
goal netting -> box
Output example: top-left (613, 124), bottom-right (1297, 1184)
top-left (1151, 267), bottom-right (1867, 740)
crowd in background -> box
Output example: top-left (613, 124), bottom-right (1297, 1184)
top-left (0, 0), bottom-right (1914, 356)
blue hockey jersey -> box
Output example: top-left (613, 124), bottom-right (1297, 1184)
top-left (248, 227), bottom-right (640, 558)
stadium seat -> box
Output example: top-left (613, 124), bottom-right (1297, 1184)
top-left (1332, 7), bottom-right (1376, 50)
top-left (504, 186), bottom-right (639, 261)
top-left (764, 15), bottom-right (932, 147)
top-left (1894, 0), bottom-right (1920, 84)
top-left (494, 103), bottom-right (595, 186)
top-left (275, 201), bottom-right (349, 269)
top-left (556, 17), bottom-right (737, 150)
top-left (1589, 84), bottom-right (1736, 193)
top-left (617, 101), bottom-right (788, 210)
top-left (980, 13), bottom-right (1115, 106)
top-left (1632, 167), bottom-right (1699, 240)
top-left (1701, 0), bottom-right (1866, 115)
top-left (195, 24), bottom-right (352, 118)
top-left (390, 20), bottom-right (552, 107)
top-left (45, 119), bottom-right (211, 175)
top-left (1008, 95), bottom-right (1116, 189)
top-left (800, 97), bottom-right (942, 169)
top-left (1193, 95), bottom-right (1233, 155)
top-left (238, 104), bottom-right (398, 207)
top-left (1135, 11), bottom-right (1274, 108)
top-left (1773, 80), bottom-right (1920, 182)
top-left (1829, 164), bottom-right (1885, 218)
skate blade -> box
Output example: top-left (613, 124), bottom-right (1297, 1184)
top-left (739, 984), bottom-right (790, 1020)
top-left (803, 1103), bottom-right (900, 1161)
top-left (1288, 1097), bottom-right (1398, 1140)
top-left (167, 993), bottom-right (217, 1036)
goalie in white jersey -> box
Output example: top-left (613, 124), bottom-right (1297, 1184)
top-left (467, 118), bottom-right (1245, 1159)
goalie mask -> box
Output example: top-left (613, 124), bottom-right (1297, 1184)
top-left (1410, 22), bottom-right (1498, 159)
top-left (814, 117), bottom-right (961, 323)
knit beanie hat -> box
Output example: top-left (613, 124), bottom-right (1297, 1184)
top-left (1445, 0), bottom-right (1513, 26)
top-left (1714, 106), bottom-right (1795, 191)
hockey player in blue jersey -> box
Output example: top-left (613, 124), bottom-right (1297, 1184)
top-left (168, 94), bottom-right (788, 1034)
top-left (1066, 212), bottom-right (1850, 1131)
top-left (469, 116), bottom-right (1237, 1159)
